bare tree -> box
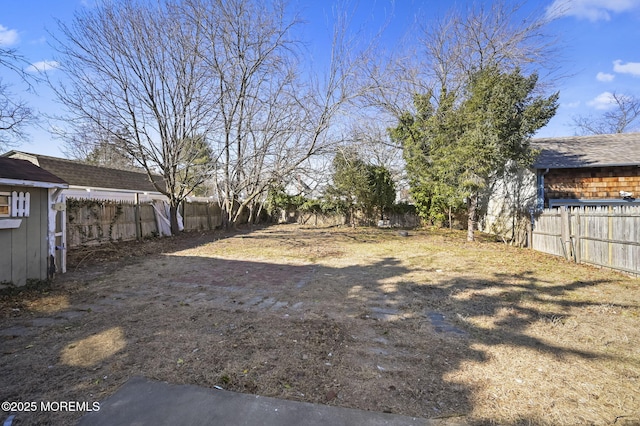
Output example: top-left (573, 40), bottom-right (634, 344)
top-left (181, 0), bottom-right (299, 226)
top-left (183, 0), bottom-right (367, 227)
top-left (360, 1), bottom-right (559, 121)
top-left (572, 91), bottom-right (640, 135)
top-left (420, 1), bottom-right (559, 99)
top-left (51, 0), bottom-right (216, 234)
top-left (0, 47), bottom-right (35, 150)
top-left (346, 121), bottom-right (404, 170)
top-left (60, 124), bottom-right (140, 170)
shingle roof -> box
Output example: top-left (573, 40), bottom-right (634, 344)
top-left (3, 151), bottom-right (165, 193)
top-left (532, 133), bottom-right (640, 169)
top-left (0, 157), bottom-right (68, 186)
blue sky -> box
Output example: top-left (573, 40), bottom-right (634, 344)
top-left (2, 0), bottom-right (640, 157)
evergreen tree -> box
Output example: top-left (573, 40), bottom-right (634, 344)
top-left (367, 165), bottom-right (396, 220)
top-left (325, 149), bottom-right (369, 224)
top-left (391, 67), bottom-right (558, 240)
top-left (326, 149), bottom-right (396, 224)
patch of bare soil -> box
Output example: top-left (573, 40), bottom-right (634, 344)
top-left (1, 225), bottom-right (639, 425)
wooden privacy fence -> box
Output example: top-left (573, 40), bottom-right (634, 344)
top-left (181, 201), bottom-right (222, 231)
top-left (66, 198), bottom-right (223, 247)
top-left (532, 205), bottom-right (640, 276)
top-left (291, 211), bottom-right (421, 228)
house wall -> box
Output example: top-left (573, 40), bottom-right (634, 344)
top-left (545, 166), bottom-right (640, 202)
top-left (0, 186), bottom-right (49, 286)
top-left (478, 168), bottom-right (537, 245)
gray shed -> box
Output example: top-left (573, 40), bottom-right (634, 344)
top-left (0, 157), bottom-right (68, 286)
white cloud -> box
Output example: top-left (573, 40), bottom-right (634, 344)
top-left (613, 59), bottom-right (640, 76)
top-left (587, 92), bottom-right (617, 109)
top-left (563, 101), bottom-right (581, 108)
top-left (546, 0), bottom-right (640, 22)
top-left (0, 24), bottom-right (19, 46)
top-left (596, 72), bottom-right (615, 82)
top-left (30, 36), bottom-right (47, 45)
top-left (25, 60), bottom-right (60, 73)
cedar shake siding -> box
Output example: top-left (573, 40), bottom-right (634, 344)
top-left (545, 166), bottom-right (640, 201)
top-left (532, 133), bottom-right (640, 207)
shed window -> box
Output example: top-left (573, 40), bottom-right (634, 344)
top-left (0, 192), bottom-right (30, 217)
top-left (0, 193), bottom-right (9, 217)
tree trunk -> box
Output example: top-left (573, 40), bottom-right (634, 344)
top-left (223, 197), bottom-right (235, 230)
top-left (467, 193), bottom-right (477, 242)
top-left (247, 203), bottom-right (254, 226)
top-left (254, 202), bottom-right (264, 224)
top-left (169, 202), bottom-right (180, 236)
top-left (221, 201), bottom-right (231, 230)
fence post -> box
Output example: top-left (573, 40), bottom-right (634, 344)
top-left (528, 208), bottom-right (534, 249)
top-left (574, 207), bottom-right (581, 264)
top-left (560, 206), bottom-right (571, 260)
top-left (134, 193), bottom-right (141, 241)
top-left (608, 205), bottom-right (613, 268)
top-left (205, 202), bottom-right (211, 230)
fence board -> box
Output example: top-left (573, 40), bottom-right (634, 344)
top-left (532, 211), bottom-right (564, 257)
top-left (182, 202), bottom-right (222, 231)
top-left (533, 205), bottom-right (640, 276)
top-left (66, 199), bottom-right (223, 247)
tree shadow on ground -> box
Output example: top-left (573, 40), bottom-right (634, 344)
top-left (2, 231), bottom-right (639, 425)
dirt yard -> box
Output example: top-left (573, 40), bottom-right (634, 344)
top-left (1, 225), bottom-right (639, 425)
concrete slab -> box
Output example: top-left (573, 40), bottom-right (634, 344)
top-left (78, 376), bottom-right (434, 426)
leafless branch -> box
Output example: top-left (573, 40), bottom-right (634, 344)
top-left (572, 91), bottom-right (640, 135)
top-left (0, 48), bottom-right (37, 149)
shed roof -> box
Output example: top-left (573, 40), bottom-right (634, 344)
top-left (532, 133), bottom-right (640, 169)
top-left (0, 157), bottom-right (68, 188)
top-left (3, 151), bottom-right (165, 193)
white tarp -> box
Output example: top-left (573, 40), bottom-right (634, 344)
top-left (152, 200), bottom-right (184, 236)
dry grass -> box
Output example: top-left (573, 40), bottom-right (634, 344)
top-left (1, 224), bottom-right (639, 425)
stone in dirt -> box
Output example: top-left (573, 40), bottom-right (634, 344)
top-left (426, 312), bottom-right (467, 336)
